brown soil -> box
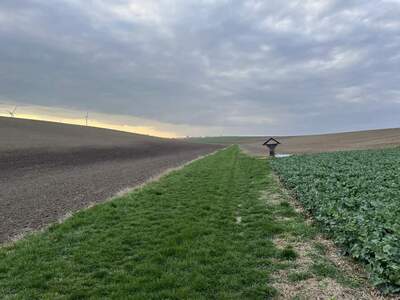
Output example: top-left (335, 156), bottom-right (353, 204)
top-left (0, 117), bottom-right (223, 243)
top-left (237, 128), bottom-right (400, 156)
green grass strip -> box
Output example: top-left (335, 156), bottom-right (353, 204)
top-left (0, 146), bottom-right (286, 299)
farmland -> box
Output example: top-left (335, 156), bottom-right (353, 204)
top-left (187, 128), bottom-right (400, 155)
top-left (0, 147), bottom-right (374, 299)
top-left (2, 117), bottom-right (400, 298)
top-left (271, 148), bottom-right (400, 293)
top-left (0, 117), bottom-right (222, 243)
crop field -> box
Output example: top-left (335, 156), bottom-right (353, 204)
top-left (0, 117), bottom-right (222, 243)
top-left (0, 147), bottom-right (376, 299)
top-left (271, 148), bottom-right (400, 294)
top-left (2, 117), bottom-right (399, 298)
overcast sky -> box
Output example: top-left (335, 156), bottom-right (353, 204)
top-left (1, 0), bottom-right (400, 136)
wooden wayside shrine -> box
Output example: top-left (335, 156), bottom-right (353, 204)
top-left (263, 137), bottom-right (280, 157)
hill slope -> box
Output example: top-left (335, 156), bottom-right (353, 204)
top-left (0, 117), bottom-right (222, 243)
top-left (0, 117), bottom-right (170, 151)
top-left (188, 128), bottom-right (400, 155)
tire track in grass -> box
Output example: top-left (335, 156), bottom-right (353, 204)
top-left (0, 147), bottom-right (278, 299)
top-left (0, 147), bottom-right (383, 299)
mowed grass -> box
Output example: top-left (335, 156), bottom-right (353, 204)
top-left (0, 146), bottom-right (297, 299)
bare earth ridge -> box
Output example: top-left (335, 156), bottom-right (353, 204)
top-left (0, 117), bottom-right (223, 243)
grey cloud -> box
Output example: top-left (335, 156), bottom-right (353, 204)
top-left (0, 0), bottom-right (399, 135)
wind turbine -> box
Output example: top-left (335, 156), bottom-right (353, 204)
top-left (85, 112), bottom-right (89, 126)
top-left (7, 106), bottom-right (17, 118)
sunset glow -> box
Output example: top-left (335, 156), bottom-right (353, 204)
top-left (0, 104), bottom-right (178, 138)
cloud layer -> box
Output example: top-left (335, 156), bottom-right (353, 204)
top-left (1, 0), bottom-right (399, 135)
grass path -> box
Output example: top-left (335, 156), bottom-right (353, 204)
top-left (0, 147), bottom-right (372, 299)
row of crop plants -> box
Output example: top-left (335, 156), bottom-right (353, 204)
top-left (271, 148), bottom-right (400, 294)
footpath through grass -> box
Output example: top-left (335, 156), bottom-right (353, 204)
top-left (0, 147), bottom-right (278, 299)
top-left (0, 147), bottom-right (368, 299)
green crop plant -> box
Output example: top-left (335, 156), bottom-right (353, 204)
top-left (271, 148), bottom-right (400, 294)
